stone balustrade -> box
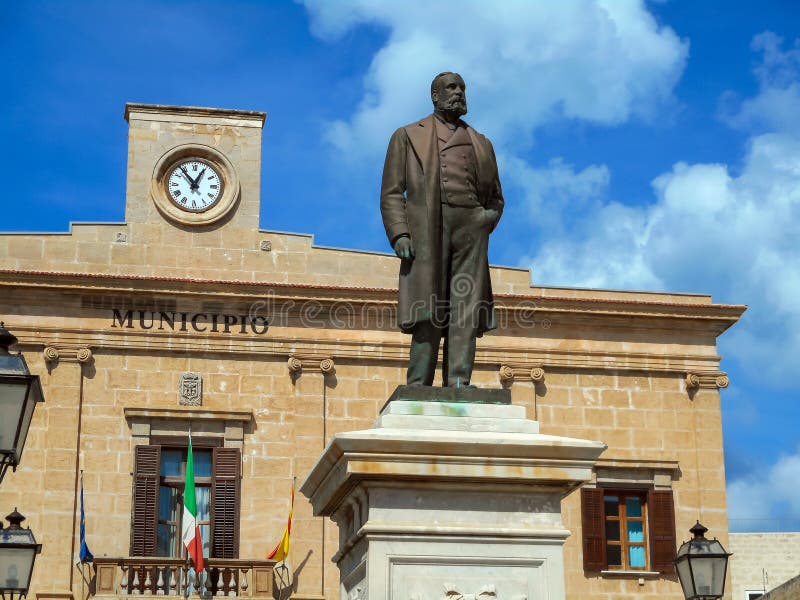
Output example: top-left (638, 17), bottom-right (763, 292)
top-left (93, 558), bottom-right (275, 598)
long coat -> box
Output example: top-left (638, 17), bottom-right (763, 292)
top-left (380, 114), bottom-right (504, 334)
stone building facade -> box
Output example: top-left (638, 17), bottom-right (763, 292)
top-left (0, 104), bottom-right (744, 599)
top-left (729, 533), bottom-right (800, 600)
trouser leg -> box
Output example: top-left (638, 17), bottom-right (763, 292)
top-left (406, 320), bottom-right (442, 386)
top-left (443, 205), bottom-right (489, 387)
top-left (446, 325), bottom-right (477, 387)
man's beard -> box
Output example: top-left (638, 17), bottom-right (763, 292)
top-left (437, 98), bottom-right (467, 118)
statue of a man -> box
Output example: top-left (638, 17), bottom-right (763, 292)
top-left (380, 72), bottom-right (504, 387)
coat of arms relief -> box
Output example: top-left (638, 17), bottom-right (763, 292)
top-left (179, 372), bottom-right (202, 406)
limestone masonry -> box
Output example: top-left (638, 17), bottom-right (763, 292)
top-left (0, 104), bottom-right (745, 599)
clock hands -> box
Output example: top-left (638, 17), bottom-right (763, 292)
top-left (179, 166), bottom-right (198, 190)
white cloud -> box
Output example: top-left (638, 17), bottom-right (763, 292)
top-left (301, 0), bottom-right (688, 161)
top-left (525, 35), bottom-right (800, 384)
top-left (728, 447), bottom-right (800, 521)
top-left (501, 156), bottom-right (611, 228)
top-left (721, 32), bottom-right (800, 136)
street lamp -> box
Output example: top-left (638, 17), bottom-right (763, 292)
top-left (0, 323), bottom-right (44, 484)
top-left (0, 509), bottom-right (42, 600)
top-left (674, 521), bottom-right (732, 600)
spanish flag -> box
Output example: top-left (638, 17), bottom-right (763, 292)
top-left (268, 478), bottom-right (295, 563)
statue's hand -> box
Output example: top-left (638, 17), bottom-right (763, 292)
top-left (393, 236), bottom-right (415, 260)
top-left (483, 208), bottom-right (500, 230)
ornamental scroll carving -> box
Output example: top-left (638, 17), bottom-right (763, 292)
top-left (685, 371), bottom-right (729, 390)
top-left (498, 364), bottom-right (545, 384)
top-left (287, 355), bottom-right (336, 376)
top-left (443, 583), bottom-right (497, 599)
top-left (43, 346), bottom-right (93, 365)
top-left (408, 584), bottom-right (525, 600)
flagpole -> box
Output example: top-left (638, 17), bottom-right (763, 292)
top-left (80, 470), bottom-right (85, 600)
top-left (185, 426), bottom-right (191, 600)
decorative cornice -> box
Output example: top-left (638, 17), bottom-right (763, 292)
top-left (685, 371), bottom-right (729, 390)
top-left (43, 345), bottom-right (93, 364)
top-left (124, 103), bottom-right (266, 126)
top-left (0, 269), bottom-right (746, 333)
top-left (124, 407), bottom-right (253, 422)
top-left (8, 325), bottom-right (728, 375)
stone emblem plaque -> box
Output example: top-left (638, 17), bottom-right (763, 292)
top-left (179, 372), bottom-right (202, 406)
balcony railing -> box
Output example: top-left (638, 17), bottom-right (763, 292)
top-left (93, 557), bottom-right (276, 598)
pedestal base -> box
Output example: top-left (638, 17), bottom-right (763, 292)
top-left (301, 388), bottom-right (605, 600)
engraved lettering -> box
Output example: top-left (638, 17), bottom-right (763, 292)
top-left (191, 313), bottom-right (208, 332)
top-left (138, 310), bottom-right (154, 330)
top-left (111, 309), bottom-right (134, 328)
top-left (158, 312), bottom-right (175, 330)
top-left (223, 314), bottom-right (237, 333)
top-left (250, 316), bottom-right (269, 334)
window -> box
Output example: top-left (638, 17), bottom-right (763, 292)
top-left (157, 448), bottom-right (212, 558)
top-left (130, 443), bottom-right (240, 559)
top-left (745, 592), bottom-right (764, 600)
top-left (603, 492), bottom-right (647, 569)
top-left (581, 486), bottom-right (676, 573)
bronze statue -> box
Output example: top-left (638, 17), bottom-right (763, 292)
top-left (380, 72), bottom-right (504, 387)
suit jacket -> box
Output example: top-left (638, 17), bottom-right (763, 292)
top-left (380, 114), bottom-right (504, 333)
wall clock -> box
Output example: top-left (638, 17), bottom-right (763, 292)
top-left (151, 144), bottom-right (240, 226)
top-left (166, 159), bottom-right (223, 213)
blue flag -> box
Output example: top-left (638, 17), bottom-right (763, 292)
top-left (79, 474), bottom-right (93, 563)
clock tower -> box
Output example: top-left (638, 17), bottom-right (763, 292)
top-left (123, 103), bottom-right (266, 231)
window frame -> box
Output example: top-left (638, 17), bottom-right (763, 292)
top-left (602, 491), bottom-right (649, 571)
top-left (581, 484), bottom-right (676, 574)
top-left (130, 440), bottom-right (241, 560)
top-left (156, 446), bottom-right (213, 559)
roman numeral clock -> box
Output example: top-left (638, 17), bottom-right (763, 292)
top-left (150, 144), bottom-right (240, 226)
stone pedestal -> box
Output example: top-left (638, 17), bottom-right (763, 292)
top-left (300, 390), bottom-right (606, 600)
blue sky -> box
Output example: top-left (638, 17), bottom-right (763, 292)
top-left (2, 1), bottom-right (799, 528)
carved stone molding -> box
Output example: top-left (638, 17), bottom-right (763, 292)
top-left (288, 355), bottom-right (336, 376)
top-left (43, 345), bottom-right (93, 365)
top-left (441, 584), bottom-right (499, 600)
top-left (685, 371), bottom-right (729, 390)
top-left (497, 364), bottom-right (545, 384)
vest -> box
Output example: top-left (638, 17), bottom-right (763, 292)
top-left (436, 120), bottom-right (480, 207)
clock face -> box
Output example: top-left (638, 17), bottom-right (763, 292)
top-left (165, 159), bottom-right (223, 212)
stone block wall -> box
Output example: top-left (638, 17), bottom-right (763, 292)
top-left (730, 533), bottom-right (800, 600)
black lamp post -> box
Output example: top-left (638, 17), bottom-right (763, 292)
top-left (674, 521), bottom-right (732, 600)
top-left (0, 323), bottom-right (44, 484)
top-left (0, 509), bottom-right (42, 600)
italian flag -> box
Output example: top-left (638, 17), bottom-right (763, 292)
top-left (182, 435), bottom-right (204, 572)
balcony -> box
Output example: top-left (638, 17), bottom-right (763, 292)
top-left (93, 557), bottom-right (276, 598)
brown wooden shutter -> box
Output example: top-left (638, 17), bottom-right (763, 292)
top-left (581, 487), bottom-right (606, 571)
top-left (211, 447), bottom-right (241, 558)
top-left (648, 488), bottom-right (677, 573)
top-left (130, 445), bottom-right (160, 556)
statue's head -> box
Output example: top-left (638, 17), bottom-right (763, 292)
top-left (431, 72), bottom-right (467, 118)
